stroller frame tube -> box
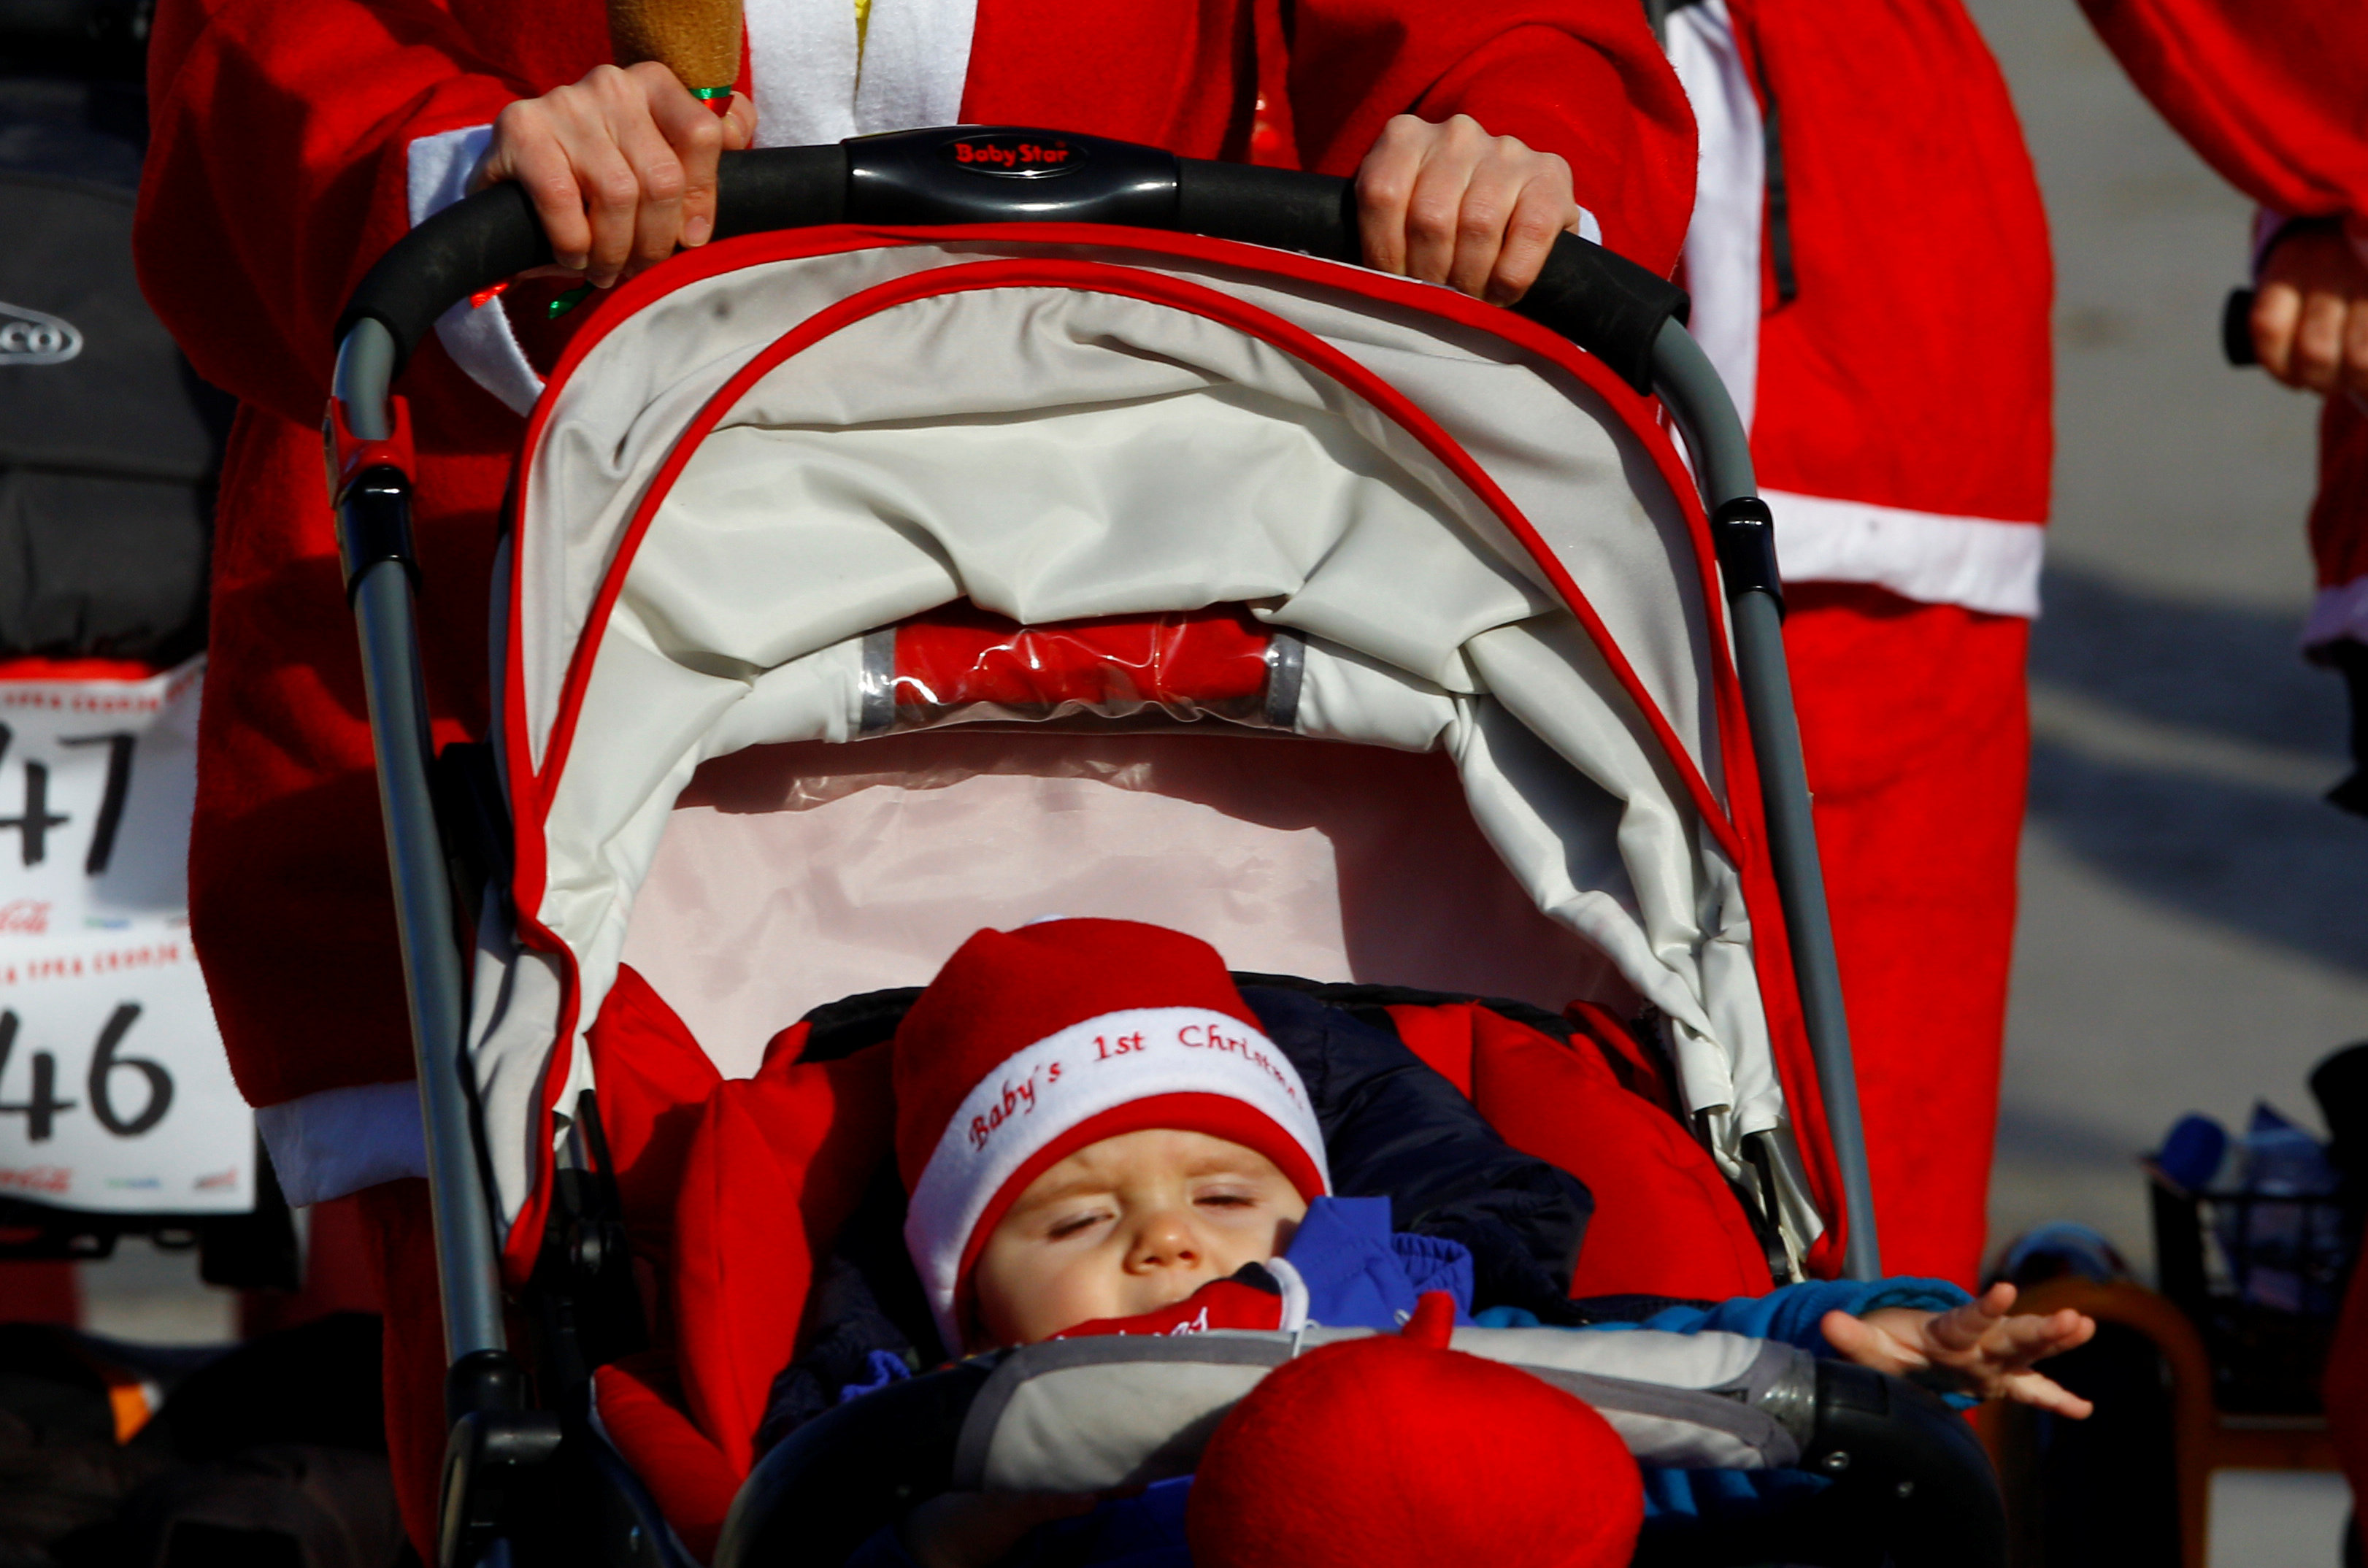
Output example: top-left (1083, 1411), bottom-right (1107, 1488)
top-left (335, 319), bottom-right (512, 1369)
top-left (1651, 320), bottom-right (1882, 1283)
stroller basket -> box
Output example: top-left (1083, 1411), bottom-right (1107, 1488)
top-left (322, 125), bottom-right (1988, 1567)
top-left (2148, 1166), bottom-right (2359, 1413)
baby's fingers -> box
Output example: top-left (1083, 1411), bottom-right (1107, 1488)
top-left (1820, 1310), bottom-right (1921, 1374)
top-left (2001, 1369), bottom-right (2094, 1420)
top-left (1985, 1307), bottom-right (2096, 1370)
top-left (1921, 1284), bottom-right (2014, 1356)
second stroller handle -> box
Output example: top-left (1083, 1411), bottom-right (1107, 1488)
top-left (333, 127), bottom-right (1688, 394)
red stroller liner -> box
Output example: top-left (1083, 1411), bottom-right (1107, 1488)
top-left (577, 966), bottom-right (1769, 1556)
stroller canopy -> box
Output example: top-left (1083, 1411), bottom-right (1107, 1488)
top-left (468, 227), bottom-right (1829, 1274)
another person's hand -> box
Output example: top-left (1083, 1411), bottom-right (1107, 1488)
top-left (1354, 113), bottom-right (1584, 307)
top-left (472, 62), bottom-right (758, 291)
top-left (1821, 1282), bottom-right (2097, 1417)
top-left (899, 1491), bottom-right (1099, 1568)
top-left (2251, 224), bottom-right (2368, 399)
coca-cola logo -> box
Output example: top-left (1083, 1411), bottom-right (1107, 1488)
top-left (0, 901), bottom-right (50, 935)
top-left (0, 303), bottom-right (81, 366)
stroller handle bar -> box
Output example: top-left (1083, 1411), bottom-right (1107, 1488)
top-left (334, 126), bottom-right (1688, 394)
top-left (324, 129), bottom-right (1884, 1506)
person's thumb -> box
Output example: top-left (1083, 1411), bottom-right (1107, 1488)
top-left (723, 91), bottom-right (758, 150)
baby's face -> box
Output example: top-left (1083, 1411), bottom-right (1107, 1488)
top-left (969, 1128), bottom-right (1309, 1349)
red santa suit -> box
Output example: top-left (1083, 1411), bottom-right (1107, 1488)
top-left (2074, 0), bottom-right (2368, 1526)
top-left (134, 0), bottom-right (1694, 1545)
top-left (1659, 0), bottom-right (2052, 1285)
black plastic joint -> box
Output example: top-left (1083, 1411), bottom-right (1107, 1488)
top-left (438, 1404), bottom-right (565, 1568)
top-left (338, 466), bottom-right (418, 602)
top-left (1710, 495), bottom-right (1784, 614)
top-left (446, 1348), bottom-right (526, 1424)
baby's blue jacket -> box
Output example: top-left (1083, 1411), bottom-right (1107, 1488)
top-left (847, 1197), bottom-right (1968, 1567)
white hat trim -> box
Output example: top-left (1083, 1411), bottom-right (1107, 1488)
top-left (904, 1004), bottom-right (1330, 1349)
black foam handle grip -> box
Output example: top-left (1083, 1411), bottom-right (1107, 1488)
top-left (2223, 288), bottom-right (2259, 366)
top-left (334, 145), bottom-right (851, 369)
top-left (1176, 158), bottom-right (1689, 391)
top-left (337, 133), bottom-right (1686, 393)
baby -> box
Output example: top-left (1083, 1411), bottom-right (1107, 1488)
top-left (846, 918), bottom-right (2092, 1567)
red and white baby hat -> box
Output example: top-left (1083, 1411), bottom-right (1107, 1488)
top-left (894, 918), bottom-right (1330, 1348)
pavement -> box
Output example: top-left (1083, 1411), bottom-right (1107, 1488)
top-left (1967, 0), bottom-right (2365, 1265)
top-left (1962, 1), bottom-right (2364, 1562)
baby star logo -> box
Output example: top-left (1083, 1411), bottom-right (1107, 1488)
top-left (0, 302), bottom-right (81, 366)
top-left (968, 1069), bottom-right (1041, 1151)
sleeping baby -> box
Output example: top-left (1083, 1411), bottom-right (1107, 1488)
top-left (783, 918), bottom-right (2091, 1568)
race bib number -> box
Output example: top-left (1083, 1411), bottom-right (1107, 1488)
top-left (0, 661), bottom-right (253, 1213)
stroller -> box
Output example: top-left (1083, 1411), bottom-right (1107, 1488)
top-left (323, 127), bottom-right (2002, 1567)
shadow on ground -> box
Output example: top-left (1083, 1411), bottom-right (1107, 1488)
top-left (2026, 565), bottom-right (2368, 975)
top-left (1992, 1102), bottom-right (2142, 1172)
top-left (2033, 566), bottom-right (2345, 754)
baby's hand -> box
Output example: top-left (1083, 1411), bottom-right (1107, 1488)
top-left (1819, 1282), bottom-right (2096, 1418)
top-left (473, 62), bottom-right (758, 291)
top-left (900, 1491), bottom-right (1099, 1568)
top-left (1355, 114), bottom-right (1585, 306)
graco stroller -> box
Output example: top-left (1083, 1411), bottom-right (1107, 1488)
top-left (323, 126), bottom-right (2002, 1568)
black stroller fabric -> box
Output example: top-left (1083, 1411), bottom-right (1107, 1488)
top-left (0, 71), bottom-right (222, 663)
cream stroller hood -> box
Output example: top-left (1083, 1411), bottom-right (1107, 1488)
top-left (441, 229), bottom-right (1830, 1277)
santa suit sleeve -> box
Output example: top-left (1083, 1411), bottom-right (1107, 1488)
top-left (1283, 0), bottom-right (1696, 277)
top-left (2077, 0), bottom-right (2368, 220)
top-left (135, 0), bottom-right (536, 426)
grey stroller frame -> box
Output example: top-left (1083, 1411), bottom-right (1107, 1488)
top-left (324, 126), bottom-right (1953, 1568)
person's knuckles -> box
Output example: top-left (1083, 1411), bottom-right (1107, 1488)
top-left (1405, 191), bottom-right (1462, 245)
top-left (589, 166), bottom-right (642, 215)
top-left (2295, 329), bottom-right (2340, 385)
top-left (585, 62), bottom-right (637, 107)
top-left (1439, 113), bottom-right (1488, 150)
top-left (1456, 182), bottom-right (1510, 243)
top-left (2344, 312), bottom-right (2368, 377)
top-left (638, 156), bottom-right (688, 205)
top-left (492, 99), bottom-right (548, 145)
top-left (678, 112), bottom-right (725, 160)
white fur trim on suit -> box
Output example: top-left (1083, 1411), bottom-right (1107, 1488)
top-left (854, 0), bottom-right (979, 138)
top-left (254, 1080), bottom-right (428, 1207)
top-left (745, 0), bottom-right (977, 147)
top-left (1662, 15), bottom-right (2048, 620)
top-left (405, 125), bottom-right (546, 415)
top-left (903, 1006), bottom-right (1329, 1348)
top-left (1666, 0), bottom-right (1763, 436)
top-left (2304, 576), bottom-right (2368, 650)
top-left (1764, 488), bottom-right (2045, 618)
